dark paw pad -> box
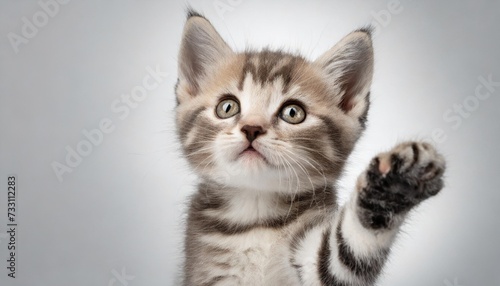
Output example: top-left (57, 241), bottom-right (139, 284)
top-left (358, 142), bottom-right (446, 229)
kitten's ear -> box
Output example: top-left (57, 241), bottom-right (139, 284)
top-left (314, 29), bottom-right (373, 122)
top-left (178, 11), bottom-right (233, 95)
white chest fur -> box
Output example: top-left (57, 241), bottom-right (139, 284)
top-left (199, 228), bottom-right (294, 285)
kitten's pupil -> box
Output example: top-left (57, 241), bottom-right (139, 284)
top-left (224, 103), bottom-right (232, 113)
top-left (289, 108), bottom-right (296, 117)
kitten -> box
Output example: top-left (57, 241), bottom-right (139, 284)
top-left (175, 10), bottom-right (445, 286)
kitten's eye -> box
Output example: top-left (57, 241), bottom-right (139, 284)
top-left (280, 104), bottom-right (306, 124)
top-left (216, 98), bottom-right (240, 119)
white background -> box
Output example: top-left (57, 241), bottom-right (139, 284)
top-left (1, 1), bottom-right (499, 285)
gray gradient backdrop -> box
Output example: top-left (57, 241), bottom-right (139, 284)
top-left (1, 1), bottom-right (499, 285)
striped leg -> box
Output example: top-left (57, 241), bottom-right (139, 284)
top-left (292, 142), bottom-right (445, 285)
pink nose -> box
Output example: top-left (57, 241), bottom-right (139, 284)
top-left (241, 125), bottom-right (265, 143)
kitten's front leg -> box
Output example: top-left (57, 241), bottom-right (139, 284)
top-left (329, 141), bottom-right (446, 285)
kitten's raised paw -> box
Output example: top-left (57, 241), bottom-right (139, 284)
top-left (357, 142), bottom-right (446, 229)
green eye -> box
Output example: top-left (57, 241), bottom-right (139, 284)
top-left (280, 104), bottom-right (306, 124)
top-left (216, 98), bottom-right (240, 119)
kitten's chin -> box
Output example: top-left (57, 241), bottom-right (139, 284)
top-left (210, 159), bottom-right (285, 192)
top-left (214, 169), bottom-right (286, 192)
top-left (207, 144), bottom-right (291, 192)
top-left (238, 147), bottom-right (269, 167)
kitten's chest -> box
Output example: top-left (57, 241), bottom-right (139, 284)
top-left (201, 228), bottom-right (290, 284)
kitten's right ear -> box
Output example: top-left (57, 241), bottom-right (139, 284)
top-left (178, 11), bottom-right (233, 96)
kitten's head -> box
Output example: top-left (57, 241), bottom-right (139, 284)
top-left (175, 12), bottom-right (373, 193)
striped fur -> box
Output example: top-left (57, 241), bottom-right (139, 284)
top-left (175, 10), bottom-right (445, 286)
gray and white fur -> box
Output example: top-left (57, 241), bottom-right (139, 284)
top-left (175, 10), bottom-right (446, 286)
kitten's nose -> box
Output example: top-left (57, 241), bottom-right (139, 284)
top-left (241, 125), bottom-right (266, 143)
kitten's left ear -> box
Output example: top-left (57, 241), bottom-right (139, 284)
top-left (314, 29), bottom-right (373, 123)
top-left (178, 11), bottom-right (233, 96)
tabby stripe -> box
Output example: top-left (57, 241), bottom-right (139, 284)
top-left (197, 212), bottom-right (305, 235)
top-left (319, 116), bottom-right (350, 161)
top-left (317, 228), bottom-right (349, 286)
top-left (290, 260), bottom-right (304, 283)
top-left (336, 216), bottom-right (387, 282)
top-left (203, 245), bottom-right (230, 256)
top-left (289, 218), bottom-right (325, 284)
top-left (201, 275), bottom-right (235, 286)
top-left (290, 187), bottom-right (336, 252)
top-left (290, 131), bottom-right (337, 176)
top-left (193, 187), bottom-right (335, 235)
top-left (238, 50), bottom-right (301, 93)
top-left (179, 107), bottom-right (206, 141)
top-left (195, 183), bottom-right (226, 210)
top-left (267, 56), bottom-right (296, 94)
top-left (239, 53), bottom-right (258, 90)
top-left (290, 218), bottom-right (324, 254)
top-left (257, 50), bottom-right (276, 85)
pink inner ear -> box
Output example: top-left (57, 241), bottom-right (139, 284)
top-left (186, 85), bottom-right (195, 96)
top-left (339, 97), bottom-right (355, 112)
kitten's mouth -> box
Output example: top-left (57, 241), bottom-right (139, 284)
top-left (239, 144), bottom-right (268, 162)
top-left (241, 145), bottom-right (259, 155)
top-left (244, 146), bottom-right (256, 152)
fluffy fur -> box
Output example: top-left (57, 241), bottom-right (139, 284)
top-left (175, 10), bottom-right (445, 286)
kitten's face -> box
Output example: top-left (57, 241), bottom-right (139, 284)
top-left (176, 15), bottom-right (373, 193)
